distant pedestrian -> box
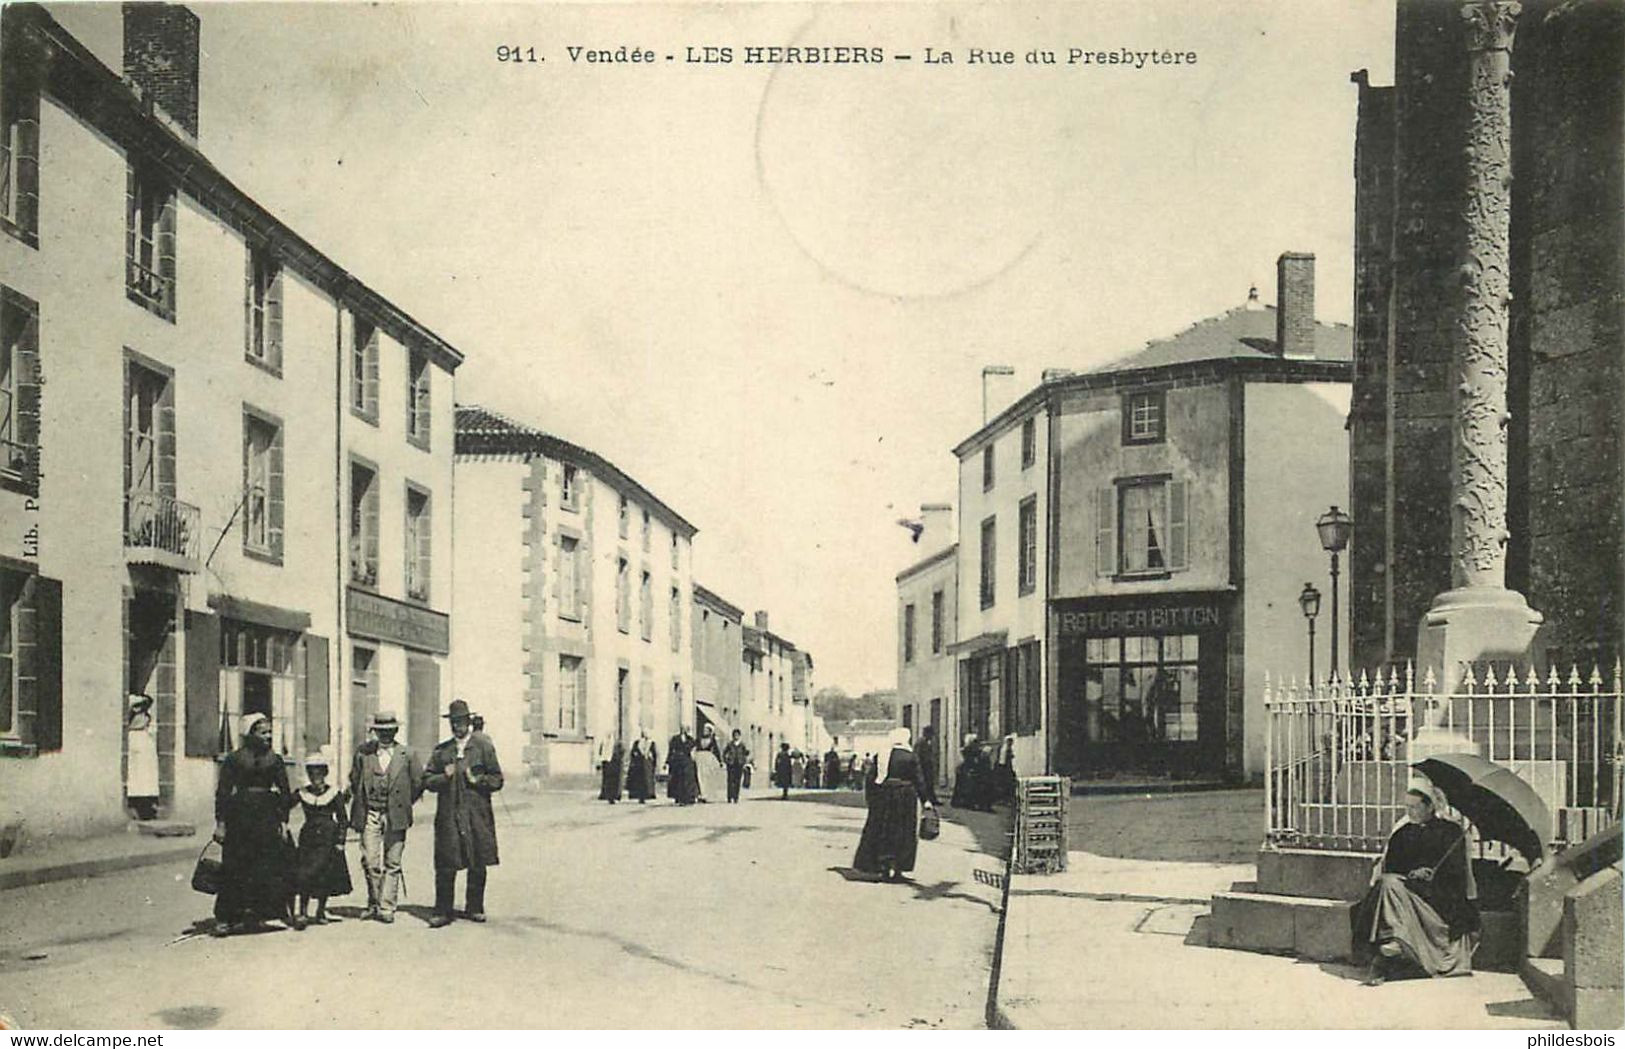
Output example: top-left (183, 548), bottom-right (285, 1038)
top-left (852, 727), bottom-right (934, 882)
top-left (824, 747), bottom-right (843, 790)
top-left (694, 725), bottom-right (726, 803)
top-left (774, 742), bottom-right (793, 799)
top-left (916, 725), bottom-right (940, 807)
top-left (424, 699), bottom-right (503, 928)
top-left (125, 693), bottom-right (160, 821)
top-left (212, 712), bottom-right (296, 936)
top-left (626, 739), bottom-right (656, 803)
top-left (667, 726), bottom-right (698, 805)
top-left (722, 730), bottom-right (750, 803)
top-left (598, 740), bottom-right (624, 803)
top-left (802, 756), bottom-right (821, 788)
top-left (290, 746), bottom-right (351, 926)
top-left (348, 710), bottom-right (423, 925)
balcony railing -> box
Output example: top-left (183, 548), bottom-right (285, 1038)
top-left (0, 438), bottom-right (38, 486)
top-left (126, 258), bottom-right (175, 319)
top-left (1265, 663), bottom-right (1624, 855)
top-left (124, 487), bottom-right (200, 570)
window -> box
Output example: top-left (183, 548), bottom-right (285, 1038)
top-left (982, 444), bottom-right (995, 491)
top-left (931, 589), bottom-right (944, 654)
top-left (560, 464), bottom-right (579, 511)
top-left (349, 460), bottom-right (379, 586)
top-left (0, 288), bottom-right (38, 489)
top-left (557, 535), bottom-right (583, 621)
top-left (557, 655), bottom-right (584, 734)
top-left (903, 603), bottom-right (916, 665)
top-left (1123, 390), bottom-right (1166, 445)
top-left (1081, 634), bottom-right (1200, 744)
top-left (405, 484), bottom-right (431, 603)
top-left (963, 651), bottom-right (1000, 741)
top-left (616, 557), bottom-right (630, 633)
top-left (640, 570), bottom-right (653, 642)
top-left (642, 509), bottom-right (651, 552)
top-left (618, 495), bottom-right (630, 539)
top-left (244, 246), bottom-right (283, 373)
top-left (670, 532), bottom-right (679, 571)
top-left (406, 350), bottom-right (430, 449)
top-left (242, 411), bottom-right (284, 561)
top-left (350, 319), bottom-right (379, 422)
top-left (1021, 417), bottom-right (1036, 469)
top-left (0, 56), bottom-right (39, 244)
top-left (669, 586), bottom-right (681, 653)
top-left (125, 166), bottom-right (176, 320)
top-left (0, 572), bottom-right (18, 739)
top-left (1004, 641), bottom-right (1042, 735)
top-left (349, 644), bottom-right (378, 756)
top-left (1018, 496), bottom-right (1038, 595)
top-left (979, 516), bottom-right (997, 609)
top-left (1097, 480), bottom-right (1187, 578)
top-left (221, 620), bottom-right (302, 758)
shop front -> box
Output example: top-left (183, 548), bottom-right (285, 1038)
top-left (1051, 591), bottom-right (1233, 778)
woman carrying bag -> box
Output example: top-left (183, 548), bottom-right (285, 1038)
top-left (852, 727), bottom-right (937, 882)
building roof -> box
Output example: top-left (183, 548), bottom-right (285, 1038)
top-left (693, 583), bottom-right (744, 622)
top-left (455, 405), bottom-right (698, 539)
top-left (10, 4), bottom-right (464, 374)
top-left (952, 299), bottom-right (1352, 458)
top-left (896, 542), bottom-right (958, 584)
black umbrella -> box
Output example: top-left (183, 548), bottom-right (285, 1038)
top-left (1412, 753), bottom-right (1553, 866)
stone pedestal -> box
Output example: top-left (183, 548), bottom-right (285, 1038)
top-left (1416, 585), bottom-right (1544, 697)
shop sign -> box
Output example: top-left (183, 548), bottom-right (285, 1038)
top-left (347, 587), bottom-right (450, 653)
top-left (1057, 599), bottom-right (1225, 637)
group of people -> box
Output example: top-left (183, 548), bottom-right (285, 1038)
top-left (599, 724), bottom-right (852, 805)
top-left (949, 732), bottom-right (1017, 813)
top-left (208, 698), bottom-right (502, 936)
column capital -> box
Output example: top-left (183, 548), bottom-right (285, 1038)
top-left (1461, 1), bottom-right (1521, 53)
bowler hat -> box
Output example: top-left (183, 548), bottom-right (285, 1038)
top-left (442, 698), bottom-right (475, 720)
top-left (369, 710), bottom-right (400, 730)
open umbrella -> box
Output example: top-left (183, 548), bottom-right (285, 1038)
top-left (1412, 753), bottom-right (1552, 866)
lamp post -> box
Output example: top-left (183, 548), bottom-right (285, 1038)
top-left (982, 365), bottom-right (1015, 424)
top-left (1298, 582), bottom-right (1322, 685)
top-left (1315, 505), bottom-right (1354, 681)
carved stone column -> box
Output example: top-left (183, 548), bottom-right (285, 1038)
top-left (1415, 0), bottom-right (1542, 727)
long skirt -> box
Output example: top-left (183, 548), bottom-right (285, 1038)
top-left (599, 759), bottom-right (623, 801)
top-left (293, 817), bottom-right (352, 898)
top-left (1352, 874), bottom-right (1477, 976)
top-left (668, 757), bottom-right (697, 804)
top-left (627, 756), bottom-right (655, 800)
top-left (853, 781), bottom-right (920, 875)
top-left (215, 794), bottom-right (293, 924)
top-left (695, 753), bottom-right (726, 801)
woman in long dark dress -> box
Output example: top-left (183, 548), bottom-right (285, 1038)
top-left (289, 746), bottom-right (351, 925)
top-left (599, 741), bottom-right (625, 803)
top-left (212, 713), bottom-right (296, 935)
top-left (626, 739), bottom-right (655, 802)
top-left (853, 728), bottom-right (935, 882)
top-left (666, 728), bottom-right (697, 805)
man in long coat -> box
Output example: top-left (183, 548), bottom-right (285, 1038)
top-left (348, 710), bottom-right (423, 924)
top-left (423, 699), bottom-right (504, 927)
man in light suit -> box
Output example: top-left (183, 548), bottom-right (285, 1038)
top-left (348, 710), bottom-right (423, 924)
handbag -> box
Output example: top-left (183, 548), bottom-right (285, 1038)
top-left (191, 840), bottom-right (224, 895)
top-left (919, 808), bottom-right (941, 841)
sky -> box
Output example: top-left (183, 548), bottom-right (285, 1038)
top-left (57, 0), bottom-right (1395, 694)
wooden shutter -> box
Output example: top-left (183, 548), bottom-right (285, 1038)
top-left (184, 610), bottom-right (221, 757)
top-left (124, 168), bottom-right (137, 280)
top-left (26, 574), bottom-right (61, 751)
top-left (418, 492), bottom-right (432, 596)
top-left (364, 472), bottom-right (379, 579)
top-left (573, 542), bottom-right (587, 618)
top-left (242, 249), bottom-right (254, 359)
top-left (304, 634), bottom-right (330, 751)
top-left (406, 654), bottom-right (440, 754)
top-left (266, 266), bottom-right (283, 370)
top-left (14, 300), bottom-right (39, 486)
top-left (364, 331), bottom-right (379, 418)
top-left (1167, 481), bottom-right (1188, 570)
top-left (14, 106), bottom-right (37, 234)
top-left (1095, 487), bottom-right (1117, 577)
top-left (268, 423), bottom-right (285, 557)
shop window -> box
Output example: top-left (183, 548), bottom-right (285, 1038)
top-left (1122, 390), bottom-right (1166, 445)
top-left (1082, 634), bottom-right (1200, 745)
top-left (125, 165), bottom-right (176, 320)
top-left (350, 319), bottom-right (379, 423)
top-left (221, 620), bottom-right (302, 758)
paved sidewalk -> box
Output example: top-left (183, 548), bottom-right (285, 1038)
top-left (994, 851), bottom-right (1566, 1029)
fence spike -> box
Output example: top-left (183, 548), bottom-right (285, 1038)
top-left (1615, 658), bottom-right (1622, 694)
top-left (1503, 662), bottom-right (1519, 695)
top-left (1422, 664), bottom-right (1438, 693)
top-left (1483, 663), bottom-right (1498, 690)
top-left (1358, 668), bottom-right (1370, 691)
top-left (1568, 664), bottom-right (1583, 689)
top-left (1546, 663), bottom-right (1561, 690)
top-left (1389, 664), bottom-right (1401, 692)
top-left (1407, 661), bottom-right (1417, 692)
top-left (1589, 664), bottom-right (1603, 688)
top-left (1525, 664), bottom-right (1541, 692)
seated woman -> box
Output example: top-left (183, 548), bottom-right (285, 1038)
top-left (1351, 787), bottom-right (1479, 985)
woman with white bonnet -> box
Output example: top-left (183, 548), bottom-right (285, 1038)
top-left (852, 726), bottom-right (937, 882)
top-left (125, 693), bottom-right (160, 821)
top-left (211, 711), bottom-right (296, 935)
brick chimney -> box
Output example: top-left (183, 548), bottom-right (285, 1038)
top-left (1276, 252), bottom-right (1317, 359)
top-left (124, 4), bottom-right (201, 141)
top-left (753, 611), bottom-right (770, 631)
top-left (919, 503), bottom-right (954, 551)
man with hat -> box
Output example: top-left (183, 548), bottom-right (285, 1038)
top-left (422, 698), bottom-right (504, 927)
top-left (348, 709), bottom-right (423, 923)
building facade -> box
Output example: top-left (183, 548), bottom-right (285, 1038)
top-left (453, 406), bottom-right (696, 785)
top-left (1347, 0), bottom-right (1625, 673)
top-left (897, 539), bottom-right (957, 789)
top-left (952, 255), bottom-right (1352, 781)
top-left (0, 3), bottom-right (460, 842)
top-left (692, 582), bottom-right (743, 734)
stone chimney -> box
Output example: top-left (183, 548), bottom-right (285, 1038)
top-left (1276, 252), bottom-right (1317, 359)
top-left (124, 4), bottom-right (201, 141)
top-left (753, 611), bottom-right (770, 631)
top-left (919, 503), bottom-right (954, 551)
top-left (1041, 368), bottom-right (1075, 383)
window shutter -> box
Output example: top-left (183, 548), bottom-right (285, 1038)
top-left (304, 633), bottom-right (330, 751)
top-left (23, 574), bottom-right (60, 751)
top-left (124, 168), bottom-right (137, 276)
top-left (419, 493), bottom-right (432, 597)
top-left (243, 250), bottom-right (253, 358)
top-left (1167, 481), bottom-right (1188, 570)
top-left (552, 535), bottom-right (564, 613)
top-left (266, 267), bottom-right (283, 369)
top-left (364, 334), bottom-right (379, 417)
top-left (1096, 487), bottom-right (1117, 577)
top-left (365, 475), bottom-right (379, 576)
top-left (16, 307), bottom-right (39, 484)
top-left (15, 112), bottom-right (37, 233)
top-left (158, 190), bottom-right (177, 305)
top-left (268, 424), bottom-right (285, 556)
top-left (183, 609), bottom-right (222, 757)
top-left (574, 545), bottom-right (587, 619)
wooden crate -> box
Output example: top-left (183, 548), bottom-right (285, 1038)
top-left (1013, 775), bottom-right (1070, 874)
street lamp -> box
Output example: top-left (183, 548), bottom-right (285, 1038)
top-left (1315, 505), bottom-right (1354, 681)
top-left (982, 365), bottom-right (1015, 424)
top-left (1298, 582), bottom-right (1322, 685)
